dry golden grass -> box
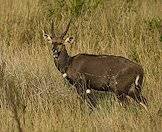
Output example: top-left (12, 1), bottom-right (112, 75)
top-left (0, 0), bottom-right (162, 132)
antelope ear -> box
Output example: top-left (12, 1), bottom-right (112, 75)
top-left (42, 30), bottom-right (52, 43)
top-left (64, 37), bottom-right (74, 44)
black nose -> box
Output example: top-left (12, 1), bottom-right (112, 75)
top-left (52, 47), bottom-right (57, 52)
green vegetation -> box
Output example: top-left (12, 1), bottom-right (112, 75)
top-left (0, 0), bottom-right (162, 131)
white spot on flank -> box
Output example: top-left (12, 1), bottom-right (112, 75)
top-left (86, 89), bottom-right (91, 94)
top-left (63, 73), bottom-right (67, 78)
top-left (135, 75), bottom-right (140, 85)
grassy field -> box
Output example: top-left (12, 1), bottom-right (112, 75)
top-left (0, 0), bottom-right (162, 131)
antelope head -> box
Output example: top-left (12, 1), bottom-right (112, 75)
top-left (43, 19), bottom-right (74, 58)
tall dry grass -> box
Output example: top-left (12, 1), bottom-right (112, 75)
top-left (0, 0), bottom-right (162, 131)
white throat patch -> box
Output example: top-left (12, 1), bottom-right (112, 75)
top-left (63, 73), bottom-right (67, 78)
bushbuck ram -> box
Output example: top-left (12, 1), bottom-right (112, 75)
top-left (43, 20), bottom-right (148, 110)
